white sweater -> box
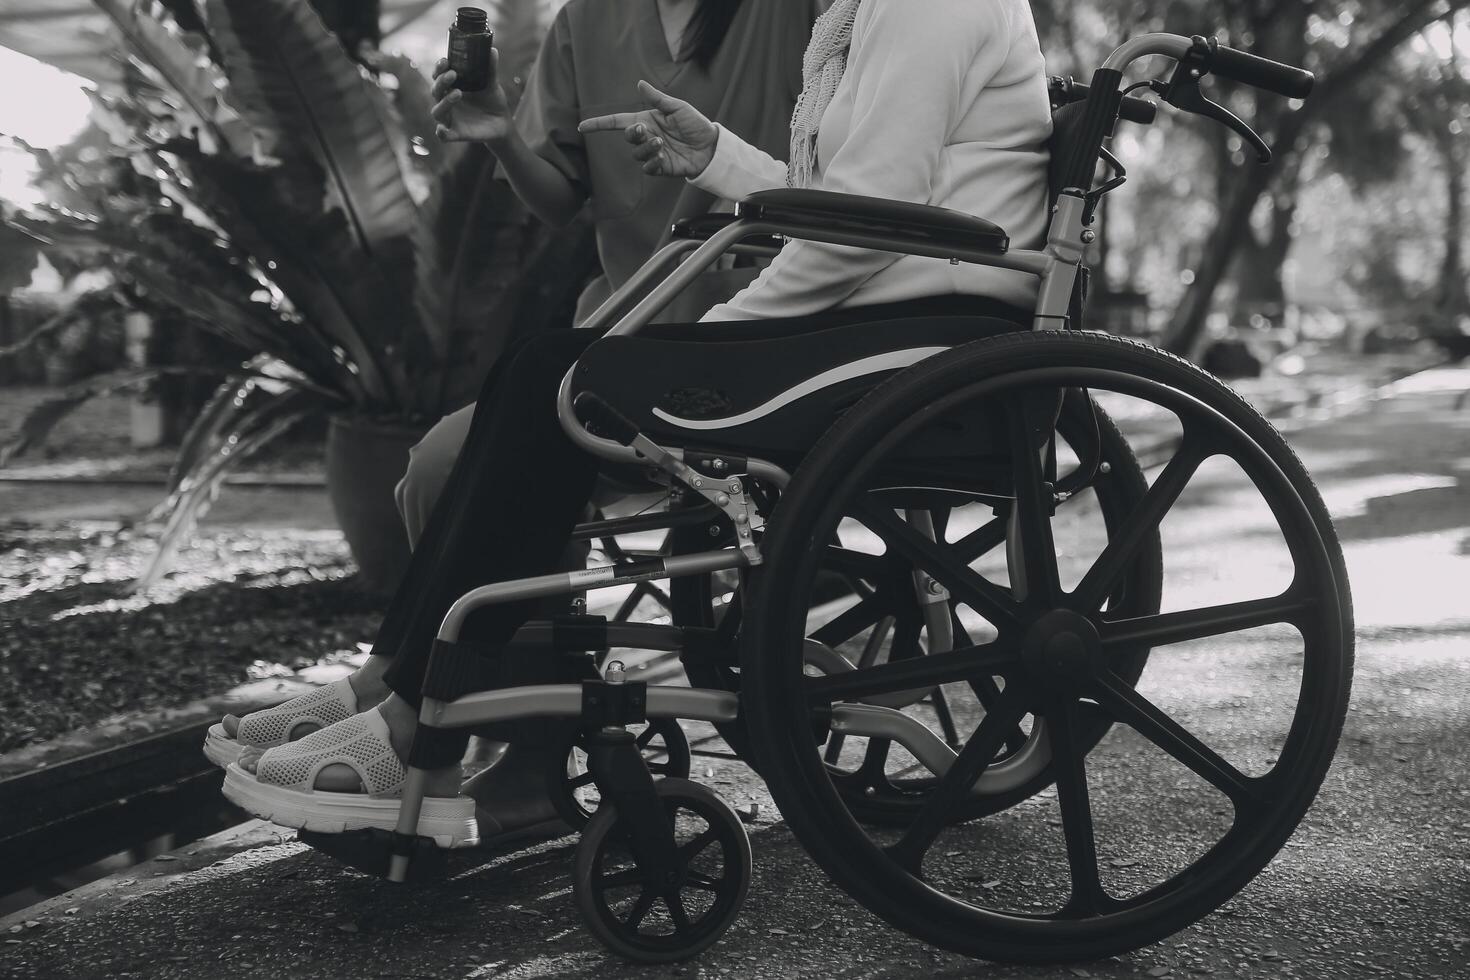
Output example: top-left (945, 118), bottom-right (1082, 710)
top-left (690, 0), bottom-right (1052, 321)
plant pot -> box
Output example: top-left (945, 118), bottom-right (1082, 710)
top-left (324, 414), bottom-right (431, 597)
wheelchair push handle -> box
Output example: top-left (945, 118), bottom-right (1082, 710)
top-left (1203, 38), bottom-right (1314, 100)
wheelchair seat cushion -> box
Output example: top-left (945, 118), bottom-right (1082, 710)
top-left (572, 307), bottom-right (1028, 463)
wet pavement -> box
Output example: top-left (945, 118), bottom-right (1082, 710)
top-left (2, 359), bottom-right (1469, 979)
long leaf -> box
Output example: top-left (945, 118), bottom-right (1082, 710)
top-left (133, 384), bottom-right (320, 591)
top-left (160, 353), bottom-right (317, 496)
top-left (121, 257), bottom-right (335, 384)
top-left (205, 0), bottom-right (419, 263)
top-left (155, 141), bottom-right (399, 405)
top-left (0, 367), bottom-right (156, 467)
top-left (0, 289), bottom-right (119, 360)
top-left (90, 0), bottom-right (247, 155)
top-left (366, 50), bottom-right (442, 187)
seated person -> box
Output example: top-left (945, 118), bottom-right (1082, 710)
top-left (220, 0), bottom-right (1054, 847)
top-left (209, 0), bottom-right (813, 827)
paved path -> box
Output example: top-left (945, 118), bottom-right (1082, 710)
top-left (3, 363), bottom-right (1469, 980)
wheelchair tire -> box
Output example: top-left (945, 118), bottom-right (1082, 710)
top-left (671, 397), bottom-right (1162, 824)
top-left (740, 331), bottom-right (1353, 962)
top-left (573, 778), bottom-right (751, 963)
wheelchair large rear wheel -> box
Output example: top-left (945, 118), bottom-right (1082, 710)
top-left (672, 394), bottom-right (1161, 824)
top-left (741, 331), bottom-right (1353, 962)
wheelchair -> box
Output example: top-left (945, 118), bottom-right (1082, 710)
top-left (329, 34), bottom-right (1353, 965)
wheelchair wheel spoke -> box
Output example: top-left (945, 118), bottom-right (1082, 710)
top-left (931, 505), bottom-right (952, 542)
top-left (947, 609), bottom-right (1026, 750)
top-left (930, 686), bottom-right (961, 748)
top-left (858, 615), bottom-right (895, 668)
top-left (859, 736), bottom-right (893, 781)
top-left (884, 688), bottom-right (1031, 873)
top-left (1005, 398), bottom-right (1061, 606)
top-left (950, 515), bottom-right (1008, 564)
top-left (624, 890), bottom-right (657, 930)
top-left (889, 614), bottom-right (923, 663)
top-left (852, 502), bottom-right (1020, 631)
top-left (806, 640), bottom-right (1020, 703)
top-left (1047, 699), bottom-right (1112, 915)
top-left (676, 826), bottom-right (722, 864)
top-left (1072, 445), bottom-right (1207, 612)
top-left (969, 674), bottom-right (1030, 754)
top-left (1092, 671), bottom-right (1262, 807)
top-left (1098, 592), bottom-right (1309, 650)
top-left (823, 732), bottom-right (849, 764)
top-left (823, 546), bottom-right (893, 583)
top-left (685, 870), bottom-right (721, 892)
top-left (812, 598), bottom-right (886, 648)
top-left (667, 894), bottom-right (693, 933)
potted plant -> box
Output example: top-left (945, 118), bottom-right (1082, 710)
top-left (2, 0), bottom-right (592, 594)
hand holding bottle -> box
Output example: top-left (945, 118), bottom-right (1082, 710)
top-left (430, 52), bottom-right (514, 143)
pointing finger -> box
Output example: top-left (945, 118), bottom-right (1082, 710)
top-left (579, 112), bottom-right (641, 134)
top-left (636, 80), bottom-right (686, 114)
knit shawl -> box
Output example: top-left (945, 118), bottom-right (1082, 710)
top-left (787, 0), bottom-right (863, 188)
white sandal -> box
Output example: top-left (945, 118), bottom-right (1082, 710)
top-left (220, 707), bottom-right (478, 849)
top-left (202, 677), bottom-right (359, 768)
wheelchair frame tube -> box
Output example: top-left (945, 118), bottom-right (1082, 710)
top-left (423, 684), bottom-right (741, 729)
top-left (435, 548), bottom-right (744, 643)
top-left (413, 684), bottom-right (1047, 796)
top-left (1101, 32), bottom-right (1193, 71)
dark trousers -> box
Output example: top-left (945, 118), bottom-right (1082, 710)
top-left (376, 294), bottom-right (1026, 765)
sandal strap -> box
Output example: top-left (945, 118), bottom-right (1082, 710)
top-left (255, 708), bottom-right (405, 797)
top-left (236, 678), bottom-right (358, 747)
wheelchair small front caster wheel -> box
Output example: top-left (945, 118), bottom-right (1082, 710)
top-left (572, 777), bottom-right (751, 962)
top-left (552, 718), bottom-right (692, 828)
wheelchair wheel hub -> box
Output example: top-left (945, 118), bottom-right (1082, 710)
top-left (1022, 609), bottom-right (1104, 692)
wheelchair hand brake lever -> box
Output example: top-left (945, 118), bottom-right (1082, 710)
top-left (1155, 70), bottom-right (1272, 164)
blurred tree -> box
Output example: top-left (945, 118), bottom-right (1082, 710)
top-left (1160, 0), bottom-right (1470, 356)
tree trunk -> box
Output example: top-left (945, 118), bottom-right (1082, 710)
top-left (1435, 16), bottom-right (1469, 319)
top-left (1434, 129), bottom-right (1468, 316)
top-left (1231, 182), bottom-right (1298, 324)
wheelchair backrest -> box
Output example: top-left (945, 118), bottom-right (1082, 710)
top-left (1046, 101), bottom-right (1092, 209)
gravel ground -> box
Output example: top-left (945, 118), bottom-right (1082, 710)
top-left (0, 523), bottom-right (380, 752)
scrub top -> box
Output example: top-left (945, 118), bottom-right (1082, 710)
top-left (509, 0), bottom-right (814, 324)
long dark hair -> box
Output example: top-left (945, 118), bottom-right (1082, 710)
top-left (683, 0), bottom-right (745, 70)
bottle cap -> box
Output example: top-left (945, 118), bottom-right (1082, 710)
top-left (455, 7), bottom-right (488, 31)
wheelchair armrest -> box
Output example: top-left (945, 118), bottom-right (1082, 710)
top-left (671, 214), bottom-right (786, 252)
top-left (735, 188), bottom-right (1010, 255)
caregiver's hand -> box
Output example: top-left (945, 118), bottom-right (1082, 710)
top-left (430, 54), bottom-right (513, 143)
top-left (578, 80), bottom-right (717, 177)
